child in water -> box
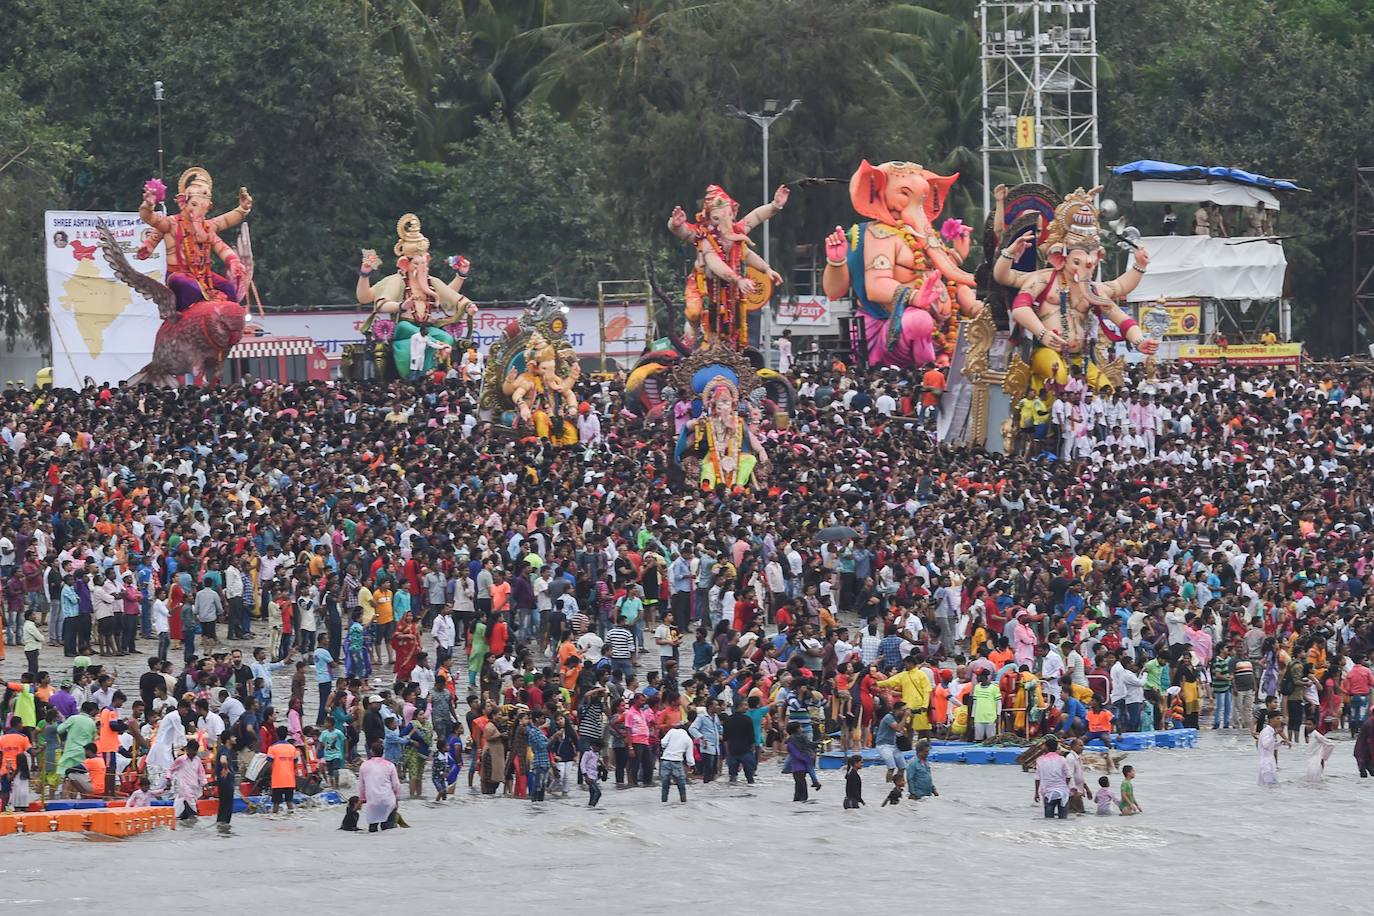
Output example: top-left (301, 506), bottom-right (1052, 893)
top-left (1093, 775), bottom-right (1117, 815)
top-left (843, 755), bottom-right (865, 809)
top-left (1118, 765), bottom-right (1142, 815)
top-left (126, 775), bottom-right (156, 809)
top-left (881, 770), bottom-right (905, 806)
top-left (339, 795), bottom-right (362, 831)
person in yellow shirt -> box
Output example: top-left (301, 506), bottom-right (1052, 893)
top-left (1259, 329), bottom-right (1277, 345)
top-left (876, 657), bottom-right (933, 735)
top-left (372, 585), bottom-right (394, 666)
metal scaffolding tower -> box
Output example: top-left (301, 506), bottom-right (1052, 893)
top-left (1354, 165), bottom-right (1374, 354)
top-left (979, 0), bottom-right (1101, 215)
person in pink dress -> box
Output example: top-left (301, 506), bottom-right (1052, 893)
top-left (358, 740), bottom-right (402, 831)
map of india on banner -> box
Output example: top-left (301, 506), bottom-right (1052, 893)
top-left (45, 211), bottom-right (166, 389)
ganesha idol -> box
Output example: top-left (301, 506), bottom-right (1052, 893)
top-left (671, 346), bottom-right (770, 492)
top-left (356, 213), bottom-right (477, 379)
top-left (822, 160), bottom-right (984, 368)
top-left (991, 186), bottom-right (1156, 400)
top-left (479, 295), bottom-right (582, 446)
top-left (97, 167), bottom-right (254, 385)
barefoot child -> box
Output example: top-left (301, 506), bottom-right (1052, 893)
top-left (881, 770), bottom-right (905, 806)
top-left (1093, 775), bottom-right (1117, 815)
top-left (1086, 697), bottom-right (1116, 771)
top-left (1118, 764), bottom-right (1142, 815)
top-left (320, 719), bottom-right (346, 790)
top-left (339, 795), bottom-right (362, 831)
top-left (843, 754), bottom-right (865, 808)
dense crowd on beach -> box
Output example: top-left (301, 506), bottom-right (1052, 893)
top-left (3, 350), bottom-right (1374, 830)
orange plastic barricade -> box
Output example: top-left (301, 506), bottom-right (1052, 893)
top-left (53, 812), bottom-right (91, 832)
top-left (0, 815), bottom-right (16, 835)
top-left (20, 813), bottom-right (57, 833)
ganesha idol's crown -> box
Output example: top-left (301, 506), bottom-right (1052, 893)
top-left (394, 213), bottom-right (430, 258)
top-left (1042, 186), bottom-right (1102, 255)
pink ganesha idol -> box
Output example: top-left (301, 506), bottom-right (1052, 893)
top-left (821, 160), bottom-right (983, 367)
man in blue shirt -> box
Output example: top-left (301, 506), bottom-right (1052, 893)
top-left (313, 645), bottom-right (335, 725)
top-left (136, 557), bottom-right (156, 639)
top-left (668, 547), bottom-right (693, 633)
top-left (1059, 684), bottom-right (1089, 735)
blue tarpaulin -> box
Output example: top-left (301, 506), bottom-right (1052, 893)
top-left (1112, 160), bottom-right (1303, 192)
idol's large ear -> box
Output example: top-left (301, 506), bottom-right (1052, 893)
top-left (922, 170), bottom-right (960, 223)
top-left (849, 160), bottom-right (892, 223)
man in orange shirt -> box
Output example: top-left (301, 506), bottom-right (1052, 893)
top-left (372, 584), bottom-right (395, 666)
top-left (267, 726), bottom-right (299, 814)
top-left (96, 693), bottom-right (127, 795)
top-left (0, 716), bottom-right (32, 810)
top-left (920, 364), bottom-right (946, 421)
top-left (489, 571), bottom-right (512, 622)
top-left (63, 743), bottom-right (105, 798)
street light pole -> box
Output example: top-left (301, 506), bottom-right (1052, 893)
top-left (726, 98), bottom-right (799, 364)
top-left (153, 80), bottom-right (165, 185)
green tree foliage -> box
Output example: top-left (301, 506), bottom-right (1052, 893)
top-left (564, 0), bottom-right (957, 283)
top-left (386, 108), bottom-right (635, 299)
top-left (1099, 0), bottom-right (1374, 352)
top-left (0, 76), bottom-right (87, 344)
top-left (5, 0), bottom-right (1372, 351)
top-left (2, 0), bottom-right (411, 309)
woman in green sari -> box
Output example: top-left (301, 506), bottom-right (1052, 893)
top-left (468, 616), bottom-right (489, 688)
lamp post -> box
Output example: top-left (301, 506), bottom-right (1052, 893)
top-left (726, 98), bottom-right (800, 363)
top-left (153, 79), bottom-right (165, 185)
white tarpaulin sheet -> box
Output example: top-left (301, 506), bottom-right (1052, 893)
top-left (1125, 234), bottom-right (1286, 302)
top-left (1131, 179), bottom-right (1281, 210)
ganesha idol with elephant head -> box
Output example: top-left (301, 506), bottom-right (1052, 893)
top-left (992, 185), bottom-right (1156, 401)
top-left (822, 160), bottom-right (983, 368)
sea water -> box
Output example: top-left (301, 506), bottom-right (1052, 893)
top-left (3, 732), bottom-right (1368, 914)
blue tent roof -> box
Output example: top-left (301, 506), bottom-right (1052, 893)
top-left (1111, 160), bottom-right (1303, 192)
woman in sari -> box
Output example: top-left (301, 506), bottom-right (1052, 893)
top-left (392, 611), bottom-right (422, 682)
top-left (480, 710), bottom-right (507, 795)
top-left (467, 614), bottom-right (490, 688)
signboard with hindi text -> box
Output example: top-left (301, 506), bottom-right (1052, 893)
top-left (258, 301), bottom-right (648, 362)
top-left (1175, 342), bottom-right (1301, 366)
top-left (45, 211), bottom-right (166, 389)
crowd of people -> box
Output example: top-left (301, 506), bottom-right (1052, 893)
top-left (3, 350), bottom-right (1374, 832)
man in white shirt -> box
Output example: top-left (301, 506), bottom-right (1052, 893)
top-left (217, 689), bottom-right (245, 728)
top-left (577, 628), bottom-right (604, 662)
top-left (1041, 643), bottom-right (1065, 702)
top-left (658, 723), bottom-right (694, 803)
top-left (224, 561), bottom-right (245, 640)
top-left (413, 654), bottom-right (436, 698)
top-left (431, 606), bottom-right (456, 665)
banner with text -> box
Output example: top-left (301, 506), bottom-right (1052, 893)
top-left (1175, 342), bottom-right (1301, 366)
top-left (258, 301), bottom-right (648, 361)
top-left (45, 211), bottom-right (166, 389)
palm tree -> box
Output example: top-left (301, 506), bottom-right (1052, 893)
top-left (522, 0), bottom-right (721, 102)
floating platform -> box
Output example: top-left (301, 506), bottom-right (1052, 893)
top-left (34, 789), bottom-right (345, 816)
top-left (0, 806), bottom-right (177, 837)
top-left (818, 729), bottom-right (1199, 769)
